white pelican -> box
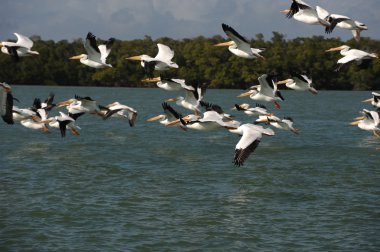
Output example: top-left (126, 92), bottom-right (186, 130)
top-left (215, 23), bottom-right (265, 59)
top-left (232, 103), bottom-right (269, 117)
top-left (0, 33), bottom-right (39, 61)
top-left (276, 72), bottom-right (318, 95)
top-left (19, 104), bottom-right (50, 132)
top-left (12, 106), bottom-right (37, 122)
top-left (45, 112), bottom-right (80, 137)
top-left (237, 74), bottom-right (285, 109)
top-left (168, 110), bottom-right (240, 131)
top-left (166, 83), bottom-right (207, 115)
top-left (351, 109), bottom-right (380, 139)
top-left (70, 32), bottom-right (115, 68)
top-left (57, 95), bottom-right (105, 117)
top-left (256, 115), bottom-right (300, 135)
top-left (316, 6), bottom-right (368, 41)
top-left (0, 82), bottom-right (15, 124)
top-left (142, 76), bottom-right (194, 92)
top-left (281, 0), bottom-right (330, 27)
top-left (326, 45), bottom-right (378, 71)
top-left (20, 117), bottom-right (49, 132)
top-left (100, 101), bottom-right (137, 127)
top-left (126, 43), bottom-right (179, 78)
top-left (363, 92), bottom-right (380, 108)
top-left (229, 123), bottom-right (275, 167)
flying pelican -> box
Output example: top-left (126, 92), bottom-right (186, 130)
top-left (237, 74), bottom-right (284, 109)
top-left (326, 45), bottom-right (378, 71)
top-left (0, 33), bottom-right (39, 61)
top-left (44, 112), bottom-right (81, 137)
top-left (363, 92), bottom-right (380, 108)
top-left (70, 32), bottom-right (115, 68)
top-left (168, 110), bottom-right (240, 131)
top-left (316, 6), bottom-right (368, 41)
top-left (214, 23), bottom-right (265, 59)
top-left (229, 123), bottom-right (275, 167)
top-left (57, 95), bottom-right (105, 117)
top-left (276, 72), bottom-right (318, 95)
top-left (19, 100), bottom-right (50, 132)
top-left (166, 82), bottom-right (207, 115)
top-left (256, 115), bottom-right (300, 135)
top-left (142, 76), bottom-right (194, 92)
top-left (232, 103), bottom-right (270, 117)
top-left (281, 0), bottom-right (330, 27)
top-left (0, 82), bottom-right (15, 124)
top-left (351, 109), bottom-right (380, 139)
top-left (100, 101), bottom-right (138, 127)
top-left (126, 43), bottom-right (179, 78)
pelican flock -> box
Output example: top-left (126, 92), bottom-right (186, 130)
top-left (1, 0), bottom-right (379, 166)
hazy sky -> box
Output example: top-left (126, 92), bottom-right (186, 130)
top-left (1, 0), bottom-right (379, 41)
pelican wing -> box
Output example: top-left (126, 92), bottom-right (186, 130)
top-left (258, 74), bottom-right (275, 97)
top-left (162, 102), bottom-right (182, 121)
top-left (234, 127), bottom-right (262, 167)
top-left (326, 17), bottom-right (350, 34)
top-left (155, 44), bottom-right (175, 62)
top-left (84, 32), bottom-right (101, 62)
top-left (221, 23), bottom-right (250, 49)
top-left (14, 33), bottom-right (34, 49)
top-left (0, 87), bottom-right (14, 124)
top-left (337, 54), bottom-right (361, 64)
top-left (286, 0), bottom-right (312, 19)
top-left (98, 37), bottom-right (115, 64)
top-left (316, 5), bottom-right (330, 19)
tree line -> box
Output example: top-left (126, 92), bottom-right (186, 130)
top-left (0, 32), bottom-right (379, 90)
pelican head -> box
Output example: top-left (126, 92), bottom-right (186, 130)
top-left (276, 79), bottom-right (293, 85)
top-left (325, 45), bottom-right (350, 52)
top-left (70, 54), bottom-right (87, 60)
top-left (142, 76), bottom-right (161, 82)
top-left (362, 97), bottom-right (374, 103)
top-left (0, 83), bottom-right (12, 93)
top-left (56, 98), bottom-right (76, 108)
top-left (147, 115), bottom-right (165, 122)
top-left (237, 90), bottom-right (255, 98)
top-left (214, 41), bottom-right (235, 47)
top-left (126, 55), bottom-right (143, 61)
top-left (165, 97), bottom-right (181, 103)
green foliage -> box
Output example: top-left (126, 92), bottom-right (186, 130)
top-left (1, 34), bottom-right (379, 90)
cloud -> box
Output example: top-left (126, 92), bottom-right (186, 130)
top-left (0, 0), bottom-right (379, 41)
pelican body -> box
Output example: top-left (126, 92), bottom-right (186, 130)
top-left (363, 92), bottom-right (380, 108)
top-left (215, 23), bottom-right (265, 59)
top-left (316, 6), bottom-right (368, 41)
top-left (70, 32), bottom-right (115, 68)
top-left (351, 109), bottom-right (380, 138)
top-left (0, 33), bottom-right (39, 61)
top-left (277, 72), bottom-right (317, 95)
top-left (127, 44), bottom-right (178, 78)
top-left (326, 45), bottom-right (378, 71)
top-left (142, 76), bottom-right (194, 92)
top-left (281, 0), bottom-right (330, 27)
top-left (229, 124), bottom-right (275, 167)
top-left (237, 74), bottom-right (284, 109)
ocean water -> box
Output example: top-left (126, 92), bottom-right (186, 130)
top-left (1, 86), bottom-right (379, 251)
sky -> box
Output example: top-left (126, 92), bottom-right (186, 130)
top-left (1, 0), bottom-right (379, 42)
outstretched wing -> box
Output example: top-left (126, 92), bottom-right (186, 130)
top-left (155, 44), bottom-right (175, 62)
top-left (14, 33), bottom-right (34, 49)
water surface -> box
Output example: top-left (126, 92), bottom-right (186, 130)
top-left (1, 86), bottom-right (379, 251)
